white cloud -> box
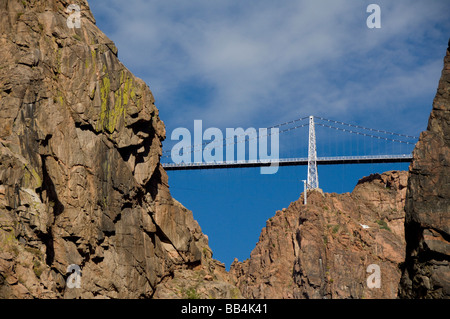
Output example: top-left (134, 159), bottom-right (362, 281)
top-left (89, 0), bottom-right (450, 134)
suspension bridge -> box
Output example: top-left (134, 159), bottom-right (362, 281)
top-left (161, 116), bottom-right (418, 190)
top-left (162, 154), bottom-right (413, 170)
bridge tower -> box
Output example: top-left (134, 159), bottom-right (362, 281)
top-left (307, 115), bottom-right (319, 190)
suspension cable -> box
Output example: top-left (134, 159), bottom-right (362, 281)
top-left (315, 123), bottom-right (417, 145)
top-left (161, 115), bottom-right (418, 159)
top-left (315, 116), bottom-right (419, 139)
top-left (162, 116), bottom-right (309, 157)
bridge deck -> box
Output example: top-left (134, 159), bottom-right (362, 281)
top-left (162, 154), bottom-right (413, 171)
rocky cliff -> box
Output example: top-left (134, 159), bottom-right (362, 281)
top-left (230, 171), bottom-right (408, 299)
top-left (398, 40), bottom-right (450, 299)
top-left (0, 0), bottom-right (237, 299)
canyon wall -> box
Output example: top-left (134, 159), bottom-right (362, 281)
top-left (398, 40), bottom-right (450, 299)
top-left (0, 0), bottom-right (237, 299)
top-left (230, 171), bottom-right (408, 299)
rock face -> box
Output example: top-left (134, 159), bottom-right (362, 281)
top-left (0, 0), bottom-right (238, 298)
top-left (398, 41), bottom-right (450, 299)
top-left (230, 171), bottom-right (408, 299)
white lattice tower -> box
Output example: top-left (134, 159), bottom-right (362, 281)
top-left (307, 115), bottom-right (319, 190)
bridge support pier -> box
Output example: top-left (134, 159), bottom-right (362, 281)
top-left (307, 116), bottom-right (319, 190)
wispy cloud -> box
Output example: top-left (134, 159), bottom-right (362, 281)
top-left (89, 0), bottom-right (450, 135)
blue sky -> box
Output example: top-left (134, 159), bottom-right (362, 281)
top-left (88, 0), bottom-right (450, 268)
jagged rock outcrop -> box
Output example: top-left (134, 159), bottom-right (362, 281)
top-left (399, 40), bottom-right (450, 299)
top-left (230, 171), bottom-right (408, 299)
top-left (0, 0), bottom-right (238, 299)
